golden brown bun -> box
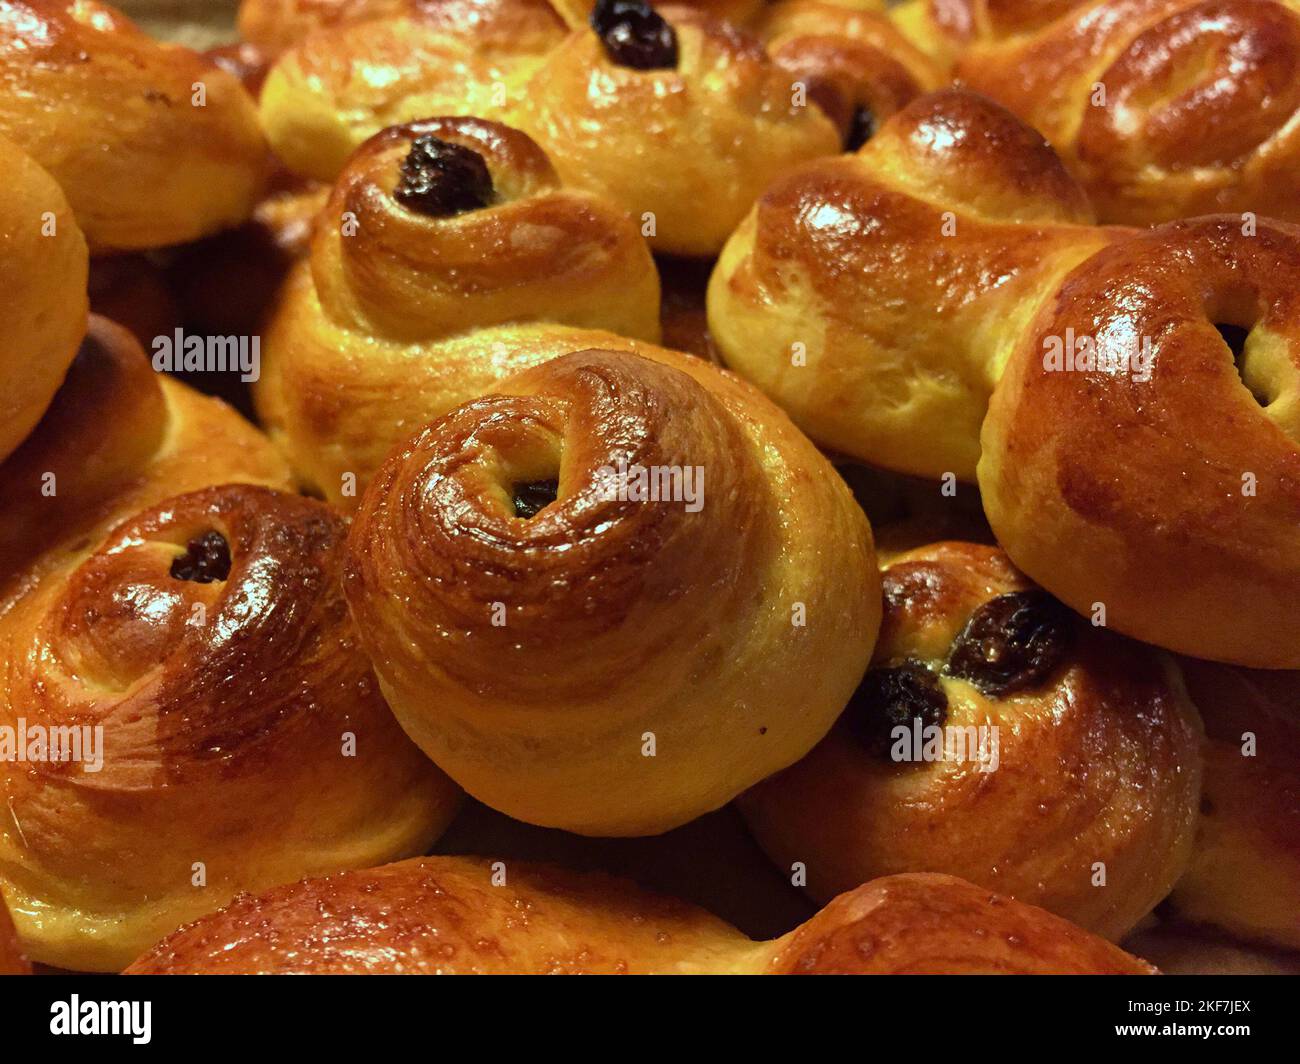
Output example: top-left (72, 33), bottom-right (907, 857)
top-left (0, 483), bottom-right (460, 973)
top-left (513, 6), bottom-right (839, 255)
top-left (259, 1), bottom-right (839, 253)
top-left (125, 858), bottom-right (1156, 973)
top-left (254, 116), bottom-right (661, 503)
top-left (757, 0), bottom-right (944, 143)
top-left (980, 216), bottom-right (1300, 668)
top-left (708, 88), bottom-right (1124, 480)
top-left (740, 541), bottom-right (1203, 942)
top-left (0, 321), bottom-right (460, 972)
top-left (0, 316), bottom-right (290, 579)
top-left (896, 0), bottom-right (1300, 224)
top-left (259, 0), bottom-right (567, 180)
top-left (0, 898), bottom-right (30, 975)
top-left (1169, 659), bottom-right (1300, 949)
top-left (344, 347), bottom-right (881, 835)
top-left (0, 1), bottom-right (268, 252)
top-left (0, 135), bottom-right (88, 464)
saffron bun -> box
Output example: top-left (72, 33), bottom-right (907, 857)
top-left (980, 216), bottom-right (1300, 668)
top-left (0, 1), bottom-right (267, 252)
top-left (511, 4), bottom-right (839, 255)
top-left (0, 483), bottom-right (460, 973)
top-left (254, 116), bottom-right (661, 503)
top-left (710, 90), bottom-right (1300, 666)
top-left (0, 316), bottom-right (291, 579)
top-left (707, 89), bottom-right (1126, 482)
top-left (0, 898), bottom-right (29, 975)
top-left (344, 347), bottom-right (882, 836)
top-left (124, 859), bottom-right (1157, 974)
top-left (258, 0), bottom-right (840, 253)
top-left (0, 135), bottom-right (88, 465)
top-left (1168, 659), bottom-right (1300, 949)
top-left (894, 0), bottom-right (1300, 224)
top-left (739, 541), bottom-right (1204, 942)
top-left (756, 0), bottom-right (944, 144)
top-left (258, 0), bottom-right (568, 182)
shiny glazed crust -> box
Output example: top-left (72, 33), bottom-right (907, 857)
top-left (0, 134), bottom-right (88, 465)
top-left (707, 88), bottom-right (1123, 480)
top-left (0, 322), bottom-right (460, 972)
top-left (258, 1), bottom-right (841, 253)
top-left (125, 858), bottom-right (1157, 973)
top-left (895, 0), bottom-right (1300, 224)
top-left (740, 541), bottom-right (1204, 941)
top-left (0, 480), bottom-right (461, 973)
top-left (0, 0), bottom-right (268, 251)
top-left (980, 216), bottom-right (1300, 667)
top-left (343, 347), bottom-right (882, 835)
top-left (253, 116), bottom-right (662, 503)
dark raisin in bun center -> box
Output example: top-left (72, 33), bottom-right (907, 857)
top-left (394, 136), bottom-right (495, 216)
top-left (590, 0), bottom-right (679, 70)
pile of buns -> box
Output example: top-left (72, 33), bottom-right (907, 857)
top-left (0, 0), bottom-right (1296, 976)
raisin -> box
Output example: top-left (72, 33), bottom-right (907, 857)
top-left (170, 531), bottom-right (232, 584)
top-left (394, 136), bottom-right (494, 217)
top-left (512, 480), bottom-right (559, 519)
top-left (845, 105), bottom-right (876, 151)
top-left (842, 659), bottom-right (948, 759)
top-left (590, 0), bottom-right (678, 70)
top-left (946, 590), bottom-right (1074, 696)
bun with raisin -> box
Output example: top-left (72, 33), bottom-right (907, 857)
top-left (254, 116), bottom-right (661, 503)
top-left (740, 541), bottom-right (1203, 941)
top-left (344, 347), bottom-right (881, 835)
top-left (258, 0), bottom-right (841, 254)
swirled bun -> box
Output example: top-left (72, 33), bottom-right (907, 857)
top-left (259, 0), bottom-right (839, 253)
top-left (254, 116), bottom-right (660, 503)
top-left (707, 89), bottom-right (1123, 480)
top-left (893, 0), bottom-right (1300, 223)
top-left (513, 4), bottom-right (839, 255)
top-left (0, 898), bottom-right (29, 975)
top-left (0, 135), bottom-right (88, 465)
top-left (1168, 659), bottom-right (1300, 949)
top-left (124, 859), bottom-right (1156, 973)
top-left (740, 541), bottom-right (1203, 941)
top-left (344, 347), bottom-right (881, 835)
top-left (980, 216), bottom-right (1300, 668)
top-left (0, 1), bottom-right (267, 251)
top-left (259, 0), bottom-right (567, 180)
top-left (0, 482), bottom-right (460, 972)
top-left (757, 0), bottom-right (944, 145)
top-left (0, 316), bottom-right (290, 577)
